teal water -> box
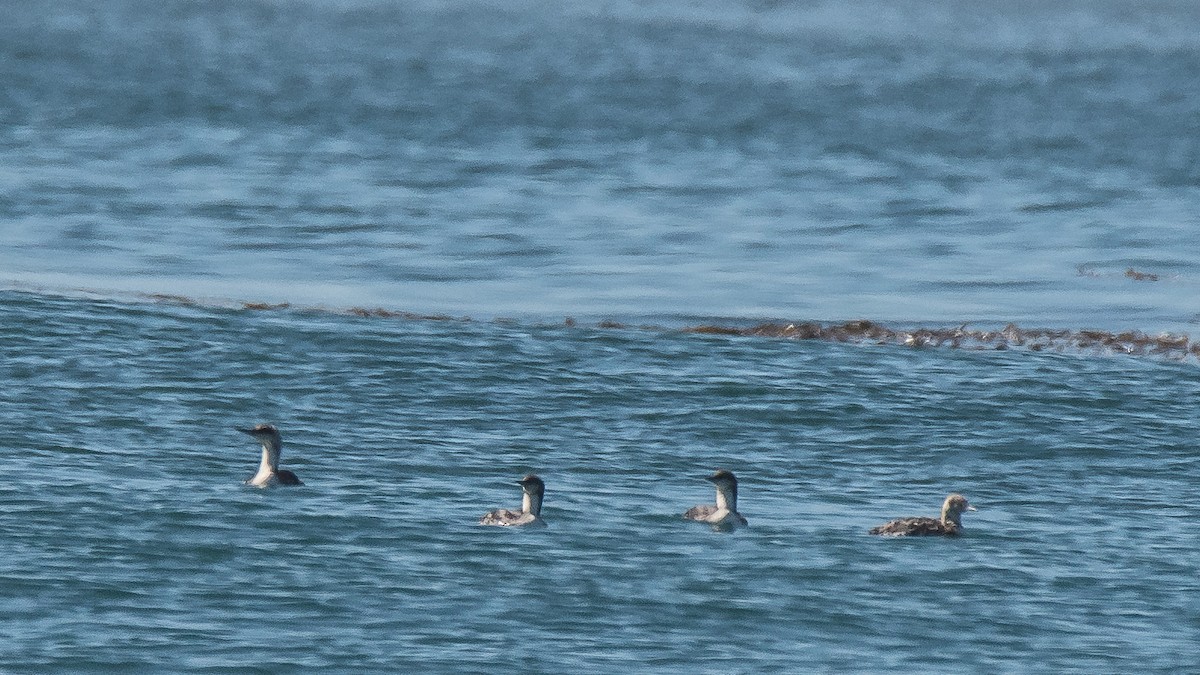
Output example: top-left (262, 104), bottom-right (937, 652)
top-left (2, 0), bottom-right (1200, 328)
top-left (2, 291), bottom-right (1198, 671)
top-left (3, 0), bottom-right (1200, 671)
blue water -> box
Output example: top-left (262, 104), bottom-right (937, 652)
top-left (3, 0), bottom-right (1200, 671)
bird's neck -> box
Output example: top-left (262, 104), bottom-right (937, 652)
top-left (523, 490), bottom-right (543, 516)
top-left (715, 486), bottom-right (736, 512)
top-left (941, 505), bottom-right (960, 527)
top-left (251, 442), bottom-right (279, 483)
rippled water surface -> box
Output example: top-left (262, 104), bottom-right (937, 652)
top-left (3, 291), bottom-right (1199, 672)
top-left (3, 0), bottom-right (1200, 328)
top-left (3, 0), bottom-right (1200, 671)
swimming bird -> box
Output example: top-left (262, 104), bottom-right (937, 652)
top-left (683, 469), bottom-right (748, 530)
top-left (480, 474), bottom-right (547, 527)
top-left (237, 424), bottom-right (303, 487)
top-left (869, 493), bottom-right (976, 536)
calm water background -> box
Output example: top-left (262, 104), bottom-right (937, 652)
top-left (2, 0), bottom-right (1199, 672)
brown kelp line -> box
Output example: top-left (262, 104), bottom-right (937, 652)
top-left (7, 284), bottom-right (1198, 362)
top-left (682, 320), bottom-right (1197, 359)
top-left (141, 291), bottom-right (1196, 362)
top-left (1076, 264), bottom-right (1168, 283)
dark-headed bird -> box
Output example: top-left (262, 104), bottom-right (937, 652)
top-left (237, 424), bottom-right (303, 487)
top-left (480, 474), bottom-right (547, 527)
top-left (683, 469), bottom-right (748, 530)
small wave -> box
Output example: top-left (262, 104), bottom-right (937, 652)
top-left (1017, 199), bottom-right (1112, 213)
